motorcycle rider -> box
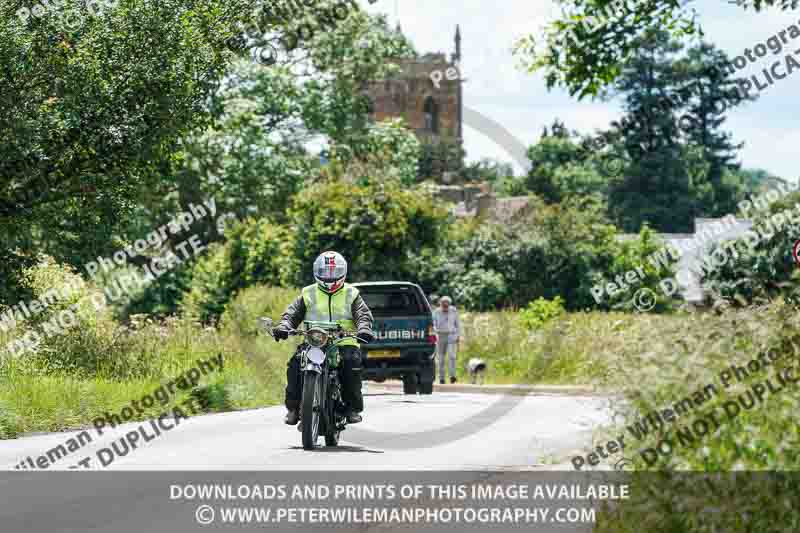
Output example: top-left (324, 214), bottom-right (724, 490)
top-left (274, 251), bottom-right (374, 426)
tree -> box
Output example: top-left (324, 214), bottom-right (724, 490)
top-left (0, 0), bottom-right (415, 305)
top-left (737, 168), bottom-right (789, 194)
top-left (514, 0), bottom-right (798, 98)
top-left (417, 139), bottom-right (466, 182)
top-left (411, 195), bottom-right (666, 311)
top-left (280, 177), bottom-right (448, 289)
top-left (180, 218), bottom-right (287, 324)
top-left (605, 31), bottom-right (748, 231)
top-left (331, 119), bottom-right (422, 186)
top-left (461, 158), bottom-right (515, 185)
top-left (527, 135), bottom-right (591, 202)
top-left (107, 10), bottom-right (415, 317)
top-left (678, 43), bottom-right (745, 215)
top-left (525, 120), bottom-right (612, 203)
top-left (119, 11), bottom-right (416, 241)
top-left (605, 30), bottom-right (694, 231)
top-left (0, 0), bottom-right (255, 304)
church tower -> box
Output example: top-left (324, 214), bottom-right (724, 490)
top-left (452, 24), bottom-right (462, 142)
top-left (363, 26), bottom-right (464, 179)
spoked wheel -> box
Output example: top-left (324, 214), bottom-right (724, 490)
top-left (301, 372), bottom-right (322, 450)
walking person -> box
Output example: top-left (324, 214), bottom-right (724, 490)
top-left (432, 296), bottom-right (460, 384)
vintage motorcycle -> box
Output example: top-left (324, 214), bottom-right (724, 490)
top-left (258, 317), bottom-right (368, 450)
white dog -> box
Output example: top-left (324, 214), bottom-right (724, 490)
top-left (467, 358), bottom-right (487, 385)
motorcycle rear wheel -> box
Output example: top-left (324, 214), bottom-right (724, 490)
top-left (301, 372), bottom-right (321, 450)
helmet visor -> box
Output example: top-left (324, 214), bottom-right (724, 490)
top-left (315, 262), bottom-right (346, 283)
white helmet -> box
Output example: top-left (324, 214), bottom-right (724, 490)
top-left (313, 251), bottom-right (347, 294)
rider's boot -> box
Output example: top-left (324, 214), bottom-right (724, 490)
top-left (284, 410), bottom-right (299, 425)
top-left (346, 410), bottom-right (362, 424)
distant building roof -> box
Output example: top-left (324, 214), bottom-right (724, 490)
top-left (492, 196), bottom-right (533, 221)
top-left (617, 218), bottom-right (753, 303)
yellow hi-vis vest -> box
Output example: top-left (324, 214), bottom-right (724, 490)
top-left (301, 283), bottom-right (360, 347)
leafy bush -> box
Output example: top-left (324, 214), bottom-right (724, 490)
top-left (450, 269), bottom-right (508, 312)
top-left (414, 195), bottom-right (666, 311)
top-left (702, 192), bottom-right (800, 307)
top-left (190, 382), bottom-right (232, 412)
top-left (280, 178), bottom-right (448, 288)
top-left (219, 285), bottom-right (299, 339)
top-left (518, 296), bottom-right (565, 329)
top-left (120, 264), bottom-right (195, 319)
top-left (602, 224), bottom-right (675, 312)
top-left (0, 258), bottom-right (156, 379)
top-left (181, 218), bottom-right (287, 324)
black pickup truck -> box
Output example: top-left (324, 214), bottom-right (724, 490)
top-left (352, 281), bottom-right (436, 394)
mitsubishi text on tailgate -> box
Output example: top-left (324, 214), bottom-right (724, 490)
top-left (352, 282), bottom-right (437, 394)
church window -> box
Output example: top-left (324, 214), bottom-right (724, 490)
top-left (423, 96), bottom-right (439, 134)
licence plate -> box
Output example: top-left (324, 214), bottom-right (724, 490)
top-left (369, 349), bottom-right (401, 359)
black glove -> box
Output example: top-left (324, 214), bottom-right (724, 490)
top-left (358, 330), bottom-right (375, 343)
top-left (273, 326), bottom-right (289, 341)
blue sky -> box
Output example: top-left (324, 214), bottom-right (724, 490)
top-left (362, 0), bottom-right (798, 182)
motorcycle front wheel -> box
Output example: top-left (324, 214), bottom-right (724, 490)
top-left (301, 372), bottom-right (322, 450)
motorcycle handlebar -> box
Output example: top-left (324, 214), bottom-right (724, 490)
top-left (273, 327), bottom-right (370, 344)
top-left (259, 318), bottom-right (370, 343)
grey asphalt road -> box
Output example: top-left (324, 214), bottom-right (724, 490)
top-left (1, 387), bottom-right (612, 471)
top-left (0, 388), bottom-right (615, 533)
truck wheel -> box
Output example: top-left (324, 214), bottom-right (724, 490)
top-left (418, 380), bottom-right (433, 395)
top-left (402, 374), bottom-right (418, 395)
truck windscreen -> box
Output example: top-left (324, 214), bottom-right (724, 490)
top-left (358, 288), bottom-right (424, 317)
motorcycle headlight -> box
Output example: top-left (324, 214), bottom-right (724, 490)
top-left (306, 329), bottom-right (328, 348)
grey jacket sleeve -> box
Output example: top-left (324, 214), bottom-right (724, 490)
top-left (279, 295), bottom-right (306, 330)
top-left (351, 293), bottom-right (374, 333)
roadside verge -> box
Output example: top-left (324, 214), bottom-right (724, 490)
top-left (366, 380), bottom-right (605, 396)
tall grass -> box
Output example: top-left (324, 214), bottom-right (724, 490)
top-left (0, 264), bottom-right (299, 438)
top-left (591, 300), bottom-right (800, 532)
top-left (457, 309), bottom-right (681, 385)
